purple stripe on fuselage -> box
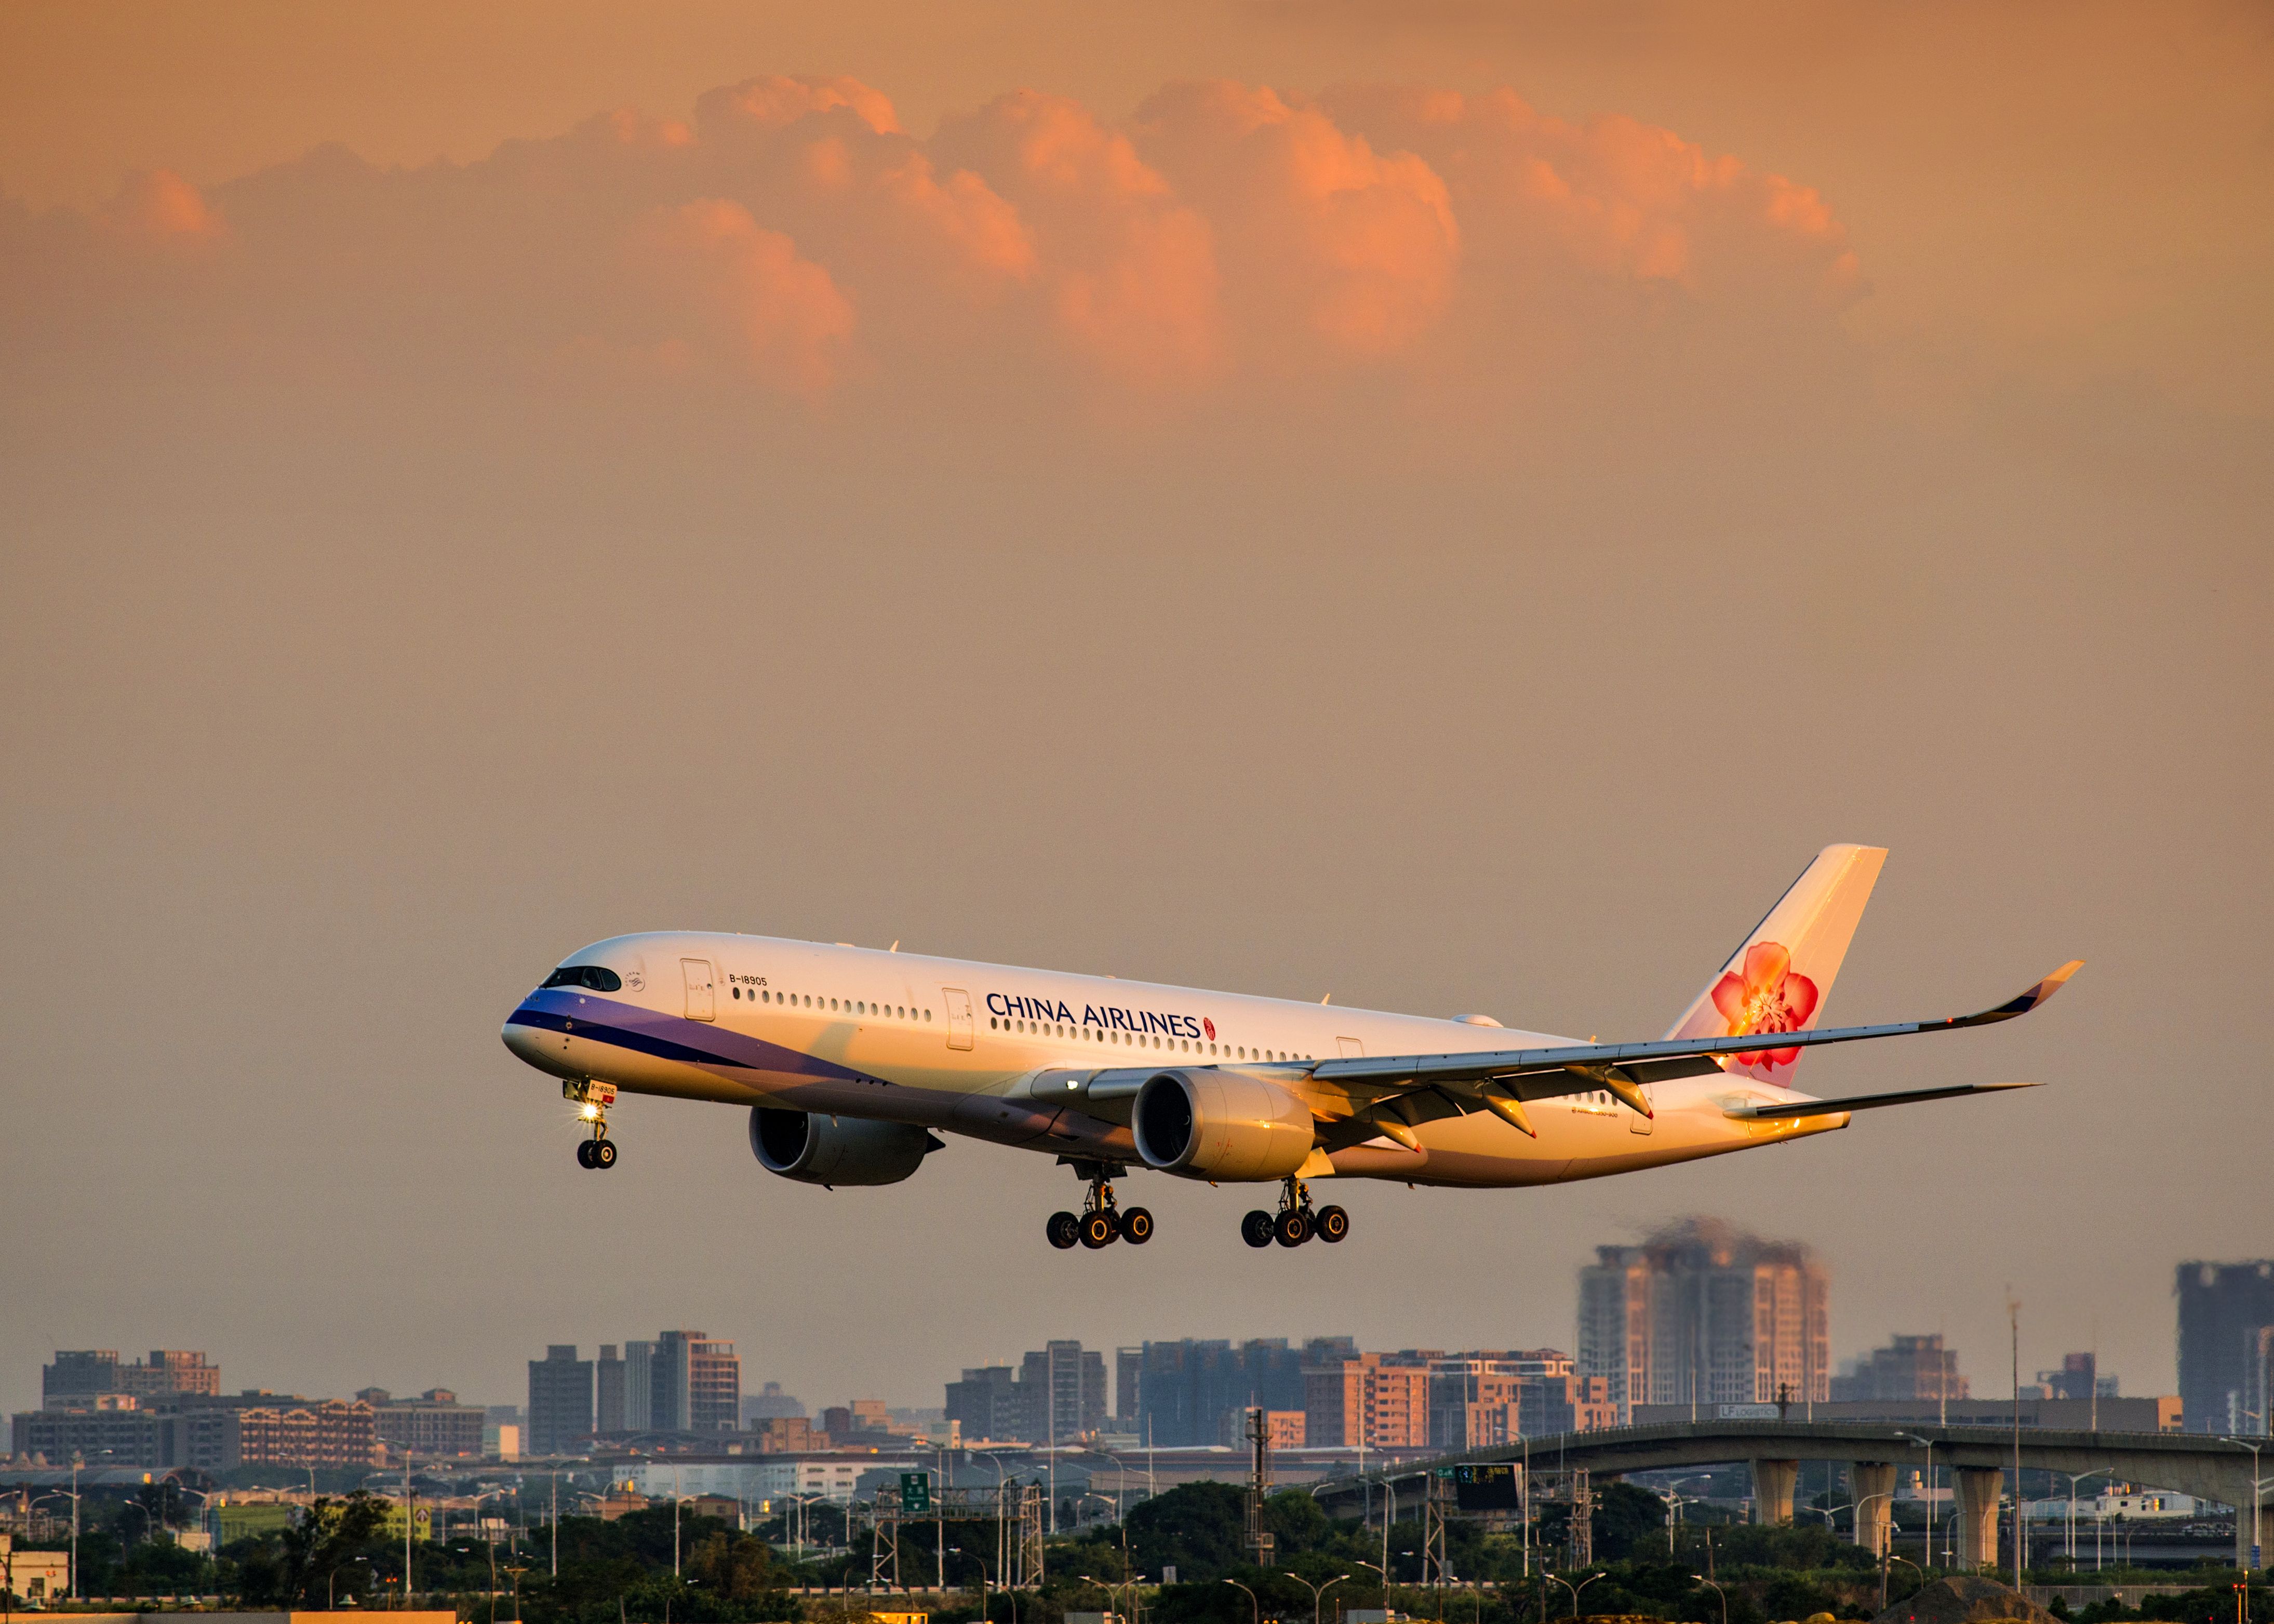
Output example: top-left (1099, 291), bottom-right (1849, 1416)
top-left (507, 986), bottom-right (877, 1085)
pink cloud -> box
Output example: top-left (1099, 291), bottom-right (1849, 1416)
top-left (629, 199), bottom-right (855, 396)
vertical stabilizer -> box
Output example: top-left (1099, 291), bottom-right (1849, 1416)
top-left (1665, 843), bottom-right (1889, 1085)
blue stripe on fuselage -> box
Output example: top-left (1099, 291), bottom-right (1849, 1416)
top-left (506, 987), bottom-right (878, 1085)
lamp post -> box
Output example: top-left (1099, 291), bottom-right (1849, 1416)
top-left (1697, 1577), bottom-right (1728, 1624)
top-left (2221, 1438), bottom-right (2267, 1572)
top-left (1545, 1572), bottom-right (1602, 1621)
top-left (1355, 1556), bottom-right (1388, 1619)
top-left (1897, 1434), bottom-right (1936, 1572)
top-left (1284, 1570), bottom-right (1355, 1624)
top-left (1222, 1577), bottom-right (1260, 1624)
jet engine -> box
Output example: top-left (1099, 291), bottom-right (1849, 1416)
top-left (748, 1107), bottom-right (941, 1187)
top-left (1131, 1069), bottom-right (1315, 1180)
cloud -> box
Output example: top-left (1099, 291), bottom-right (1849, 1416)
top-left (0, 74), bottom-right (1862, 409)
top-left (626, 199), bottom-right (855, 395)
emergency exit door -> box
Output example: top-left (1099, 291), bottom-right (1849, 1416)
top-left (942, 987), bottom-right (974, 1050)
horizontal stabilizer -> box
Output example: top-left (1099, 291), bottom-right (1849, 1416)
top-left (1723, 1081), bottom-right (2040, 1121)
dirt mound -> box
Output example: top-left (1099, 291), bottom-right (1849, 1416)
top-left (1871, 1576), bottom-right (2059, 1624)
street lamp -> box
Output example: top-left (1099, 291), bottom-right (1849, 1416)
top-left (1546, 1572), bottom-right (1602, 1621)
top-left (1283, 1569), bottom-right (1354, 1624)
top-left (1222, 1577), bottom-right (1260, 1624)
top-left (2221, 1438), bottom-right (2267, 1572)
top-left (1897, 1434), bottom-right (1936, 1572)
top-left (331, 1555), bottom-right (373, 1608)
top-left (1697, 1576), bottom-right (1728, 1624)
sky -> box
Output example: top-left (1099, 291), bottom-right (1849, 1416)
top-left (3, 1), bottom-right (2270, 1428)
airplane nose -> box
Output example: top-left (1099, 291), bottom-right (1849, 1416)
top-left (501, 1011), bottom-right (557, 1071)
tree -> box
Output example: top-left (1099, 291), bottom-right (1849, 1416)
top-left (1592, 1482), bottom-right (1669, 1562)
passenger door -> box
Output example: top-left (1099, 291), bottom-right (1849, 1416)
top-left (681, 958), bottom-right (716, 1022)
top-left (942, 987), bottom-right (975, 1050)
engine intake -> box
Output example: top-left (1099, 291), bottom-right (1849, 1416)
top-left (1132, 1069), bottom-right (1314, 1181)
top-left (750, 1108), bottom-right (940, 1187)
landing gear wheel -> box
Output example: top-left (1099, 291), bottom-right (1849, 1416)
top-left (1274, 1207), bottom-right (1312, 1247)
top-left (1315, 1204), bottom-right (1349, 1243)
top-left (1120, 1207), bottom-right (1154, 1245)
top-left (576, 1140), bottom-right (596, 1168)
top-left (1046, 1211), bottom-right (1081, 1250)
top-left (1080, 1210), bottom-right (1119, 1249)
top-left (591, 1138), bottom-right (617, 1169)
top-left (1241, 1210), bottom-right (1276, 1248)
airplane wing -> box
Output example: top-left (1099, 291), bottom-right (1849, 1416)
top-left (1303, 960), bottom-right (2081, 1139)
top-left (1721, 1080), bottom-right (2039, 1120)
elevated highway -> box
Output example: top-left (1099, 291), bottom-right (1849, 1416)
top-left (1311, 1420), bottom-right (2270, 1572)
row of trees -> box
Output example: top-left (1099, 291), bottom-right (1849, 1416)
top-left (12, 1479), bottom-right (2264, 1624)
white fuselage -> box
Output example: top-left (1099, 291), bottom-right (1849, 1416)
top-left (501, 931), bottom-right (1845, 1187)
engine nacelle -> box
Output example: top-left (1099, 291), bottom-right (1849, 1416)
top-left (1131, 1069), bottom-right (1315, 1181)
top-left (749, 1108), bottom-right (939, 1187)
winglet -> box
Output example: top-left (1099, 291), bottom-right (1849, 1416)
top-left (1982, 960), bottom-right (2084, 1021)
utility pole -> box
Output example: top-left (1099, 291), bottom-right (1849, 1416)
top-left (550, 1474), bottom-right (557, 1578)
top-left (2010, 1295), bottom-right (2024, 1595)
top-left (403, 1451), bottom-right (414, 1607)
top-left (1245, 1408), bottom-right (1276, 1568)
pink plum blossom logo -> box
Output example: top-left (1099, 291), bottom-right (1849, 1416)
top-left (1710, 942), bottom-right (1819, 1077)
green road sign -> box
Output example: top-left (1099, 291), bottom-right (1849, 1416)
top-left (901, 1471), bottom-right (932, 1513)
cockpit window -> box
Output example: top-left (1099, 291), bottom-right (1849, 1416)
top-left (542, 965), bottom-right (623, 992)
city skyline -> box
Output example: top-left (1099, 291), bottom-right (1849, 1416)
top-left (11, 1238), bottom-right (2221, 1438)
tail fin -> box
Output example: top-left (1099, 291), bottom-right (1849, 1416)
top-left (1666, 843), bottom-right (1889, 1085)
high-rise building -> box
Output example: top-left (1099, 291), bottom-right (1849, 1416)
top-left (2033, 1352), bottom-right (2117, 1402)
top-left (359, 1387), bottom-right (486, 1457)
top-left (1019, 1341), bottom-right (1107, 1443)
top-left (596, 1346), bottom-right (626, 1434)
top-left (653, 1330), bottom-right (739, 1432)
top-left (2176, 1259), bottom-right (2274, 1434)
top-left (945, 1366), bottom-right (1021, 1441)
top-left (42, 1350), bottom-right (219, 1404)
top-left (1579, 1218), bottom-right (1829, 1421)
top-left (528, 1348), bottom-right (595, 1454)
top-left (741, 1381), bottom-right (804, 1428)
top-left (1303, 1353), bottom-right (1430, 1448)
top-left (1131, 1337), bottom-right (1355, 1446)
top-left (236, 1399), bottom-right (380, 1468)
top-left (1831, 1335), bottom-right (1969, 1403)
top-left (1115, 1348), bottom-right (1143, 1429)
top-left (624, 1341), bottom-right (657, 1430)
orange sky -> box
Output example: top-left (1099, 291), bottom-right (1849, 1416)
top-left (3, 1), bottom-right (2268, 1420)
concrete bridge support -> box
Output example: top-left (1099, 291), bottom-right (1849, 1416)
top-left (1852, 1462), bottom-right (1897, 1558)
top-left (1751, 1458), bottom-right (1799, 1526)
top-left (1952, 1467), bottom-right (2003, 1572)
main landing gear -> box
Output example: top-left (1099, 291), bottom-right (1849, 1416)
top-left (1047, 1163), bottom-right (1152, 1251)
top-left (1242, 1176), bottom-right (1347, 1249)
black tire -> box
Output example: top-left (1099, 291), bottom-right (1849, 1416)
top-left (592, 1139), bottom-right (617, 1169)
top-left (1315, 1204), bottom-right (1349, 1243)
top-left (576, 1140), bottom-right (596, 1168)
top-left (1274, 1207), bottom-right (1311, 1247)
top-left (1121, 1207), bottom-right (1154, 1245)
top-left (1080, 1210), bottom-right (1118, 1249)
top-left (1240, 1209), bottom-right (1276, 1248)
top-left (1046, 1211), bottom-right (1081, 1250)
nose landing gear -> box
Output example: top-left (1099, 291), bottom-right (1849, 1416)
top-left (565, 1079), bottom-right (618, 1171)
top-left (1047, 1161), bottom-right (1151, 1251)
top-left (1242, 1177), bottom-right (1348, 1248)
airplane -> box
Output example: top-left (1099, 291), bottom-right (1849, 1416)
top-left (500, 844), bottom-right (2080, 1250)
